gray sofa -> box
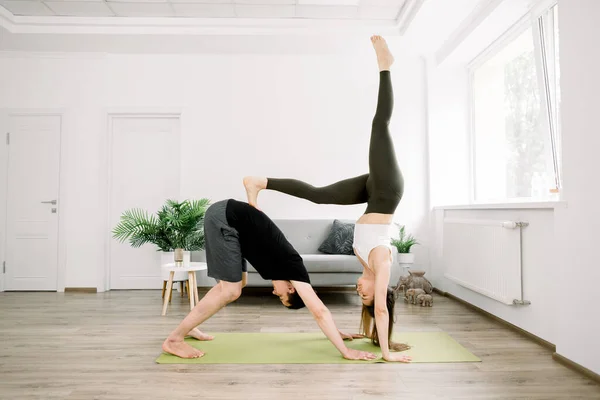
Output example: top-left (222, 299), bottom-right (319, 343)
top-left (245, 219), bottom-right (360, 287)
top-left (194, 219), bottom-right (402, 288)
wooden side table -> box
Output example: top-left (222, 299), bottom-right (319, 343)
top-left (161, 262), bottom-right (207, 316)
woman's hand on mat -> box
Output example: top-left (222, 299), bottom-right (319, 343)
top-left (383, 353), bottom-right (412, 363)
top-left (339, 331), bottom-right (365, 341)
top-left (342, 348), bottom-right (377, 361)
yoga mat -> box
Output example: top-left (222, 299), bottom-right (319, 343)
top-left (155, 332), bottom-right (480, 364)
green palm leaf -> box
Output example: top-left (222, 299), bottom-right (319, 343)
top-left (112, 198), bottom-right (211, 252)
top-left (390, 224), bottom-right (419, 253)
top-left (112, 209), bottom-right (157, 243)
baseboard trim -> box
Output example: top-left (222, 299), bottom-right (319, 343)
top-left (552, 353), bottom-right (600, 384)
top-left (64, 287), bottom-right (97, 293)
top-left (433, 288), bottom-right (556, 351)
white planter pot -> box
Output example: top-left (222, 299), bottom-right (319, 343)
top-left (160, 251), bottom-right (191, 281)
top-left (160, 250), bottom-right (191, 266)
top-left (397, 253), bottom-right (415, 265)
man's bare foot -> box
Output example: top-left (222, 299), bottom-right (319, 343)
top-left (187, 328), bottom-right (214, 341)
top-left (371, 35), bottom-right (394, 71)
top-left (243, 176), bottom-right (267, 209)
top-left (162, 337), bottom-right (205, 359)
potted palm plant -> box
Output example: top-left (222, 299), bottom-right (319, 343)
top-left (390, 224), bottom-right (418, 265)
top-left (112, 198), bottom-right (211, 266)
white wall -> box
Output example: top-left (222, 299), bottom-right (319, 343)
top-left (427, 0), bottom-right (600, 375)
top-left (430, 207), bottom-right (558, 343)
top-left (0, 54), bottom-right (107, 289)
top-left (426, 63), bottom-right (471, 207)
top-left (553, 0), bottom-right (600, 375)
top-left (0, 39), bottom-right (428, 290)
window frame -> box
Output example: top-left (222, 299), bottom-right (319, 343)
top-left (466, 0), bottom-right (561, 204)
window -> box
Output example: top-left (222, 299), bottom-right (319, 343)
top-left (469, 4), bottom-right (561, 203)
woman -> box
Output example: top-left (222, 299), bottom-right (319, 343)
top-left (243, 35), bottom-right (411, 363)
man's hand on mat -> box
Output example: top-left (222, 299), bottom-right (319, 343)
top-left (383, 353), bottom-right (412, 363)
top-left (342, 348), bottom-right (378, 361)
top-left (339, 331), bottom-right (365, 341)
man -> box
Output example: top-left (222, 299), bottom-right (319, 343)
top-left (162, 198), bottom-right (376, 361)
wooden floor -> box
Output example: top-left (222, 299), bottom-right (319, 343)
top-left (0, 289), bottom-right (599, 400)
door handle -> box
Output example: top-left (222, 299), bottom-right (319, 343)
top-left (41, 200), bottom-right (57, 205)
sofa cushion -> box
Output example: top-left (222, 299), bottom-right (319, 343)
top-left (302, 254), bottom-right (362, 273)
top-left (272, 219), bottom-right (353, 254)
top-left (317, 220), bottom-right (355, 255)
top-left (246, 254), bottom-right (362, 274)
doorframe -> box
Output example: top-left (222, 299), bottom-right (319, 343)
top-left (0, 109), bottom-right (68, 293)
top-left (100, 108), bottom-right (182, 292)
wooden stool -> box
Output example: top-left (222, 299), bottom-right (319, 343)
top-left (161, 262), bottom-right (207, 316)
top-left (162, 280), bottom-right (191, 302)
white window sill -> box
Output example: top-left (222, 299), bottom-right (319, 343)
top-left (433, 201), bottom-right (567, 210)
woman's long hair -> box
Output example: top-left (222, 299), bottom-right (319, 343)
top-left (360, 287), bottom-right (410, 352)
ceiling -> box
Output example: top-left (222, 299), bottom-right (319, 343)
top-left (0, 0), bottom-right (501, 57)
top-left (0, 0), bottom-right (409, 20)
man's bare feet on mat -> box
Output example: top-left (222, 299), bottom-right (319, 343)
top-left (187, 328), bottom-right (214, 341)
top-left (162, 338), bottom-right (204, 359)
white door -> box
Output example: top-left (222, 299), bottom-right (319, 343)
top-left (109, 115), bottom-right (180, 290)
top-left (4, 114), bottom-right (62, 291)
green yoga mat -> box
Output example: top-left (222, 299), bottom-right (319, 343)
top-left (155, 332), bottom-right (480, 364)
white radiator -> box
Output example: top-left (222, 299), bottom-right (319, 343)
top-left (442, 217), bottom-right (529, 306)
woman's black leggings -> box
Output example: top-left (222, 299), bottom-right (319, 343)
top-left (266, 71), bottom-right (404, 215)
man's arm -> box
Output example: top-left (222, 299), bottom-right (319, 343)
top-left (292, 281), bottom-right (376, 361)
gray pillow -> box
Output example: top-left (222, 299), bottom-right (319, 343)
top-left (318, 220), bottom-right (355, 255)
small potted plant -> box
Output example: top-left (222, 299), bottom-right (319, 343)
top-left (390, 224), bottom-right (418, 265)
top-left (112, 198), bottom-right (211, 266)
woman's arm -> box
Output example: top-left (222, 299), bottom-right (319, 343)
top-left (372, 262), bottom-right (412, 363)
top-left (339, 331), bottom-right (365, 340)
top-left (372, 262), bottom-right (392, 359)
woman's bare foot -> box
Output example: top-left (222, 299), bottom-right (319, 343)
top-left (243, 176), bottom-right (267, 209)
top-left (371, 35), bottom-right (394, 71)
top-left (162, 337), bottom-right (205, 359)
top-left (187, 328), bottom-right (214, 341)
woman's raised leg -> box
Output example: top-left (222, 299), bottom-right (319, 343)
top-left (243, 174), bottom-right (369, 209)
top-left (365, 36), bottom-right (404, 214)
